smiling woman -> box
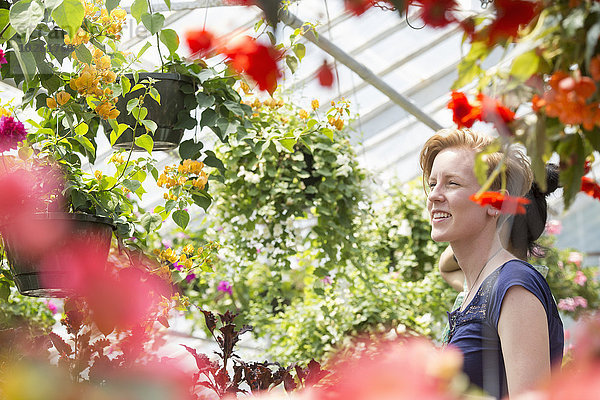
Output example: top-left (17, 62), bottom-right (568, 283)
top-left (419, 129), bottom-right (563, 399)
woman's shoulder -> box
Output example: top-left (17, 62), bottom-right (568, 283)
top-left (497, 259), bottom-right (547, 285)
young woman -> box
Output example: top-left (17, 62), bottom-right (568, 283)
top-left (419, 129), bottom-right (563, 399)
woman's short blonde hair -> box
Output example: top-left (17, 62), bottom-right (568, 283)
top-left (419, 128), bottom-right (532, 198)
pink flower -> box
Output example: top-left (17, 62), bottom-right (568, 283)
top-left (558, 297), bottom-right (576, 312)
top-left (322, 276), bottom-right (333, 285)
top-left (0, 49), bottom-right (7, 65)
top-left (568, 252), bottom-right (583, 267)
top-left (217, 280), bottom-right (233, 295)
top-left (574, 296), bottom-right (588, 308)
top-left (545, 219), bottom-right (562, 235)
top-left (185, 273), bottom-right (196, 282)
top-left (44, 300), bottom-right (58, 314)
top-left (0, 116), bottom-right (28, 152)
top-left (574, 270), bottom-right (588, 286)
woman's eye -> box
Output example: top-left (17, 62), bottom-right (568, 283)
top-left (449, 181), bottom-right (459, 186)
top-left (428, 182), bottom-right (436, 189)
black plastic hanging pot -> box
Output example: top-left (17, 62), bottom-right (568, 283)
top-left (104, 72), bottom-right (196, 151)
top-left (0, 213), bottom-right (114, 298)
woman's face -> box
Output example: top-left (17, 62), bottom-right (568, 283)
top-left (426, 147), bottom-right (489, 243)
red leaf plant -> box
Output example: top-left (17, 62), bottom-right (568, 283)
top-left (222, 36), bottom-right (281, 95)
top-left (316, 60), bottom-right (335, 88)
top-left (185, 29), bottom-right (215, 57)
top-left (470, 191), bottom-right (531, 214)
top-left (580, 176), bottom-right (600, 201)
top-left (415, 0), bottom-right (459, 28)
top-left (447, 91), bottom-right (481, 128)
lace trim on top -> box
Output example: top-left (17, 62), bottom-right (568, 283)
top-left (447, 268), bottom-right (502, 342)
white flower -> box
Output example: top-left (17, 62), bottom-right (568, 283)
top-left (336, 153), bottom-right (350, 166)
top-left (273, 223), bottom-right (283, 237)
top-left (245, 171), bottom-right (261, 184)
top-left (336, 164), bottom-right (352, 177)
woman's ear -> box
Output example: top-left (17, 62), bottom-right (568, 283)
top-left (487, 207), bottom-right (500, 217)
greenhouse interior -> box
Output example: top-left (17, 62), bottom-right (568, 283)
top-left (1, 0), bottom-right (600, 399)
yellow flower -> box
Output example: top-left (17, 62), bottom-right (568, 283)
top-left (0, 107), bottom-right (10, 117)
top-left (163, 192), bottom-right (169, 200)
top-left (46, 97), bottom-right (57, 109)
top-left (177, 176), bottom-right (188, 185)
top-left (92, 48), bottom-right (103, 60)
top-left (311, 99), bottom-right (319, 110)
top-left (240, 81), bottom-right (251, 94)
top-left (110, 8), bottom-right (127, 20)
top-left (334, 118), bottom-right (344, 131)
top-left (96, 55), bottom-right (111, 70)
top-left (94, 170), bottom-right (102, 180)
top-left (183, 244), bottom-right (194, 254)
top-left (299, 109), bottom-right (308, 119)
top-left (56, 91), bottom-right (71, 106)
top-left (103, 70), bottom-right (116, 83)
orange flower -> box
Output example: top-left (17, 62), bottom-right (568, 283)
top-left (470, 191), bottom-right (531, 214)
top-left (580, 177), bottom-right (600, 200)
top-left (590, 55), bottom-right (600, 82)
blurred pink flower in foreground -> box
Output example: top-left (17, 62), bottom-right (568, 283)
top-left (217, 280), bottom-right (233, 295)
top-left (544, 219), bottom-right (562, 235)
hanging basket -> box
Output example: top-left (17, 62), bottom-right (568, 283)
top-left (1, 213), bottom-right (114, 298)
top-left (104, 72), bottom-right (196, 151)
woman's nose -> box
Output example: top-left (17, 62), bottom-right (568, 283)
top-left (428, 185), bottom-right (444, 202)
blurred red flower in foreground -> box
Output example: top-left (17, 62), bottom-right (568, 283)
top-left (185, 29), bottom-right (214, 57)
top-left (223, 36), bottom-right (281, 94)
top-left (580, 176), bottom-right (600, 200)
top-left (51, 243), bottom-right (172, 334)
top-left (316, 61), bottom-right (335, 88)
top-left (315, 338), bottom-right (462, 400)
top-left (477, 93), bottom-right (515, 136)
top-left (470, 191), bottom-right (531, 214)
top-left (416, 0), bottom-right (459, 28)
top-left (486, 0), bottom-right (540, 44)
top-left (344, 0), bottom-right (375, 16)
top-left (447, 91), bottom-right (481, 128)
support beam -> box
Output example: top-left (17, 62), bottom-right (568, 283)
top-left (278, 9), bottom-right (443, 132)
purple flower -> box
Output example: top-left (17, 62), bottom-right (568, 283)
top-left (172, 262), bottom-right (183, 271)
top-left (0, 116), bottom-right (27, 152)
top-left (44, 300), bottom-right (58, 314)
top-left (217, 280), bottom-right (233, 295)
top-left (0, 49), bottom-right (6, 65)
top-left (185, 273), bottom-right (196, 282)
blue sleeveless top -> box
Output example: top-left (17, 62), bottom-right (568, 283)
top-left (447, 260), bottom-right (564, 399)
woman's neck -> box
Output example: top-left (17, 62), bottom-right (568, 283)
top-left (451, 235), bottom-right (507, 288)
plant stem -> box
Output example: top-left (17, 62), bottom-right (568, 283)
top-left (146, 0), bottom-right (164, 72)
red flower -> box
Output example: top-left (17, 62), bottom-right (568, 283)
top-left (581, 176), bottom-right (600, 200)
top-left (316, 60), bottom-right (334, 87)
top-left (477, 93), bottom-right (515, 136)
top-left (447, 91), bottom-right (481, 128)
top-left (0, 116), bottom-right (28, 152)
top-left (0, 49), bottom-right (7, 65)
top-left (344, 0), bottom-right (374, 16)
top-left (185, 29), bottom-right (214, 57)
top-left (417, 0), bottom-right (459, 28)
top-left (222, 36), bottom-right (281, 94)
top-left (487, 0), bottom-right (540, 44)
top-left (470, 191), bottom-right (531, 214)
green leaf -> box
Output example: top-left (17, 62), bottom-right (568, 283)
top-left (51, 0), bottom-right (85, 39)
top-left (135, 134), bottom-right (153, 154)
top-left (141, 119), bottom-right (157, 133)
top-left (585, 22), bottom-right (600, 69)
top-left (141, 12), bottom-right (165, 36)
top-left (452, 41), bottom-right (488, 89)
top-left (132, 106), bottom-right (148, 121)
top-left (203, 150), bottom-right (224, 173)
top-left (127, 98), bottom-right (139, 113)
top-left (192, 193), bottom-right (211, 211)
top-left (149, 87), bottom-right (161, 104)
top-left (286, 55), bottom-right (298, 74)
top-left (293, 43), bottom-right (305, 60)
top-left (164, 199), bottom-right (177, 214)
top-left (200, 108), bottom-right (218, 128)
top-left (195, 92), bottom-right (215, 108)
top-left (74, 135), bottom-right (95, 157)
top-left (179, 139), bottom-right (204, 159)
top-left (9, 42), bottom-right (37, 83)
top-left (137, 41), bottom-right (152, 59)
top-left (106, 0), bottom-right (120, 13)
top-left (278, 137), bottom-right (296, 152)
top-left (0, 10), bottom-right (17, 42)
top-left (510, 51), bottom-right (539, 81)
top-left (558, 135), bottom-right (585, 208)
top-left (9, 0), bottom-right (44, 42)
top-left (122, 179), bottom-right (142, 193)
top-left (74, 122), bottom-right (88, 136)
top-left (159, 28), bottom-right (179, 56)
top-left (0, 281), bottom-right (10, 301)
top-left (321, 128), bottom-right (334, 141)
top-left (163, 0), bottom-right (171, 10)
top-left (130, 0), bottom-right (148, 24)
top-left (109, 123), bottom-right (128, 145)
top-left (223, 100), bottom-right (245, 116)
top-left (172, 209), bottom-right (190, 229)
top-left (121, 75), bottom-right (131, 95)
top-left (74, 44), bottom-right (93, 64)
top-left (141, 213), bottom-right (162, 232)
